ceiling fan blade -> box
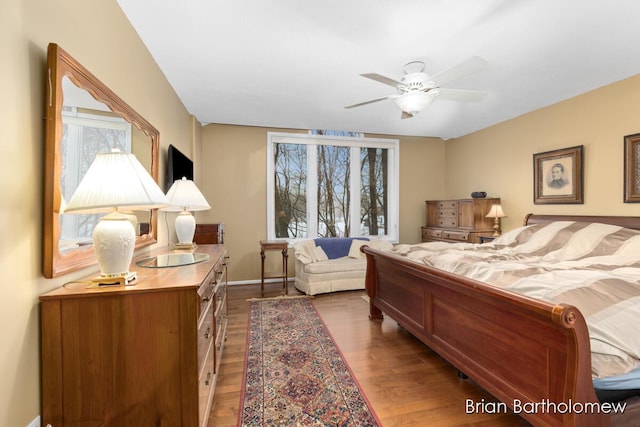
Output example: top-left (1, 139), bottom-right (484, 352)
top-left (344, 96), bottom-right (392, 109)
top-left (433, 88), bottom-right (487, 102)
top-left (429, 56), bottom-right (488, 86)
top-left (360, 73), bottom-right (404, 88)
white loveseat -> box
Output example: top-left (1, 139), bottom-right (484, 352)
top-left (293, 237), bottom-right (393, 295)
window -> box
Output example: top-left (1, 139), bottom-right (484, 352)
top-left (60, 108), bottom-right (132, 248)
top-left (267, 131), bottom-right (399, 242)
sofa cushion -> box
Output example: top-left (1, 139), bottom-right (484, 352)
top-left (313, 237), bottom-right (369, 259)
top-left (368, 239), bottom-right (394, 252)
top-left (312, 245), bottom-right (329, 262)
top-left (303, 256), bottom-right (366, 274)
top-left (348, 239), bottom-right (368, 259)
top-left (293, 240), bottom-right (316, 264)
top-left (348, 238), bottom-right (394, 259)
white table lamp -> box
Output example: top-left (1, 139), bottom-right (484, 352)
top-left (64, 148), bottom-right (169, 284)
top-left (163, 177), bottom-right (211, 248)
top-left (485, 204), bottom-right (506, 237)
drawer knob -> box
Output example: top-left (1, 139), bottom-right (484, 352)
top-left (205, 371), bottom-right (213, 386)
top-left (204, 327), bottom-right (211, 339)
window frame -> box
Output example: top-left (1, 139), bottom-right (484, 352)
top-left (266, 131), bottom-right (399, 243)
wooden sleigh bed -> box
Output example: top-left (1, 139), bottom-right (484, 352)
top-left (363, 214), bottom-right (640, 426)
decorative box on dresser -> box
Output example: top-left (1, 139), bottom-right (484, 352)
top-left (421, 198), bottom-right (500, 243)
top-left (40, 244), bottom-right (228, 427)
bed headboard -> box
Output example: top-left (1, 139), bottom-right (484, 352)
top-left (523, 213), bottom-right (640, 231)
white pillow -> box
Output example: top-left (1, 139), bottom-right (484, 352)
top-left (348, 239), bottom-right (367, 259)
top-left (313, 245), bottom-right (329, 262)
top-left (368, 239), bottom-right (394, 251)
top-left (293, 241), bottom-right (315, 264)
top-left (295, 249), bottom-right (313, 264)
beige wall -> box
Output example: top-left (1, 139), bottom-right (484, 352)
top-left (446, 73), bottom-right (640, 232)
top-left (2, 0), bottom-right (194, 425)
top-left (199, 124), bottom-right (445, 281)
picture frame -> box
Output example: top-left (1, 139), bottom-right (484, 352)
top-left (624, 133), bottom-right (640, 203)
top-left (533, 145), bottom-right (583, 204)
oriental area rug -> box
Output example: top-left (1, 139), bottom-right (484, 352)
top-left (238, 296), bottom-right (380, 427)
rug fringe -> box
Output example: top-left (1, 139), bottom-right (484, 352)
top-left (246, 295), bottom-right (312, 302)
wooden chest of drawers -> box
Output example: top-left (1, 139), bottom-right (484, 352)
top-left (421, 198), bottom-right (499, 243)
top-left (40, 244), bottom-right (228, 427)
top-left (194, 223), bottom-right (225, 244)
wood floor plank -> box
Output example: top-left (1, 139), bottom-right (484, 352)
top-left (208, 285), bottom-right (530, 426)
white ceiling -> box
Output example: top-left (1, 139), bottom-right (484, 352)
top-left (117, 0), bottom-right (640, 139)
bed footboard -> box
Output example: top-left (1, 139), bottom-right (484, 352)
top-left (364, 247), bottom-right (609, 427)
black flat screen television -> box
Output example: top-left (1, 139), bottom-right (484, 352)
top-left (167, 144), bottom-right (194, 190)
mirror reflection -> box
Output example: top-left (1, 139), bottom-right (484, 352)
top-left (58, 77), bottom-right (152, 252)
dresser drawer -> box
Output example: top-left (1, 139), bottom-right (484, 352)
top-left (197, 270), bottom-right (216, 321)
top-left (442, 230), bottom-right (470, 241)
top-left (197, 298), bottom-right (215, 375)
top-left (214, 314), bottom-right (228, 374)
top-left (422, 228), bottom-right (442, 239)
top-left (214, 287), bottom-right (228, 373)
top-left (215, 290), bottom-right (227, 340)
top-left (198, 343), bottom-right (215, 427)
top-left (437, 201), bottom-right (457, 209)
top-left (437, 215), bottom-right (458, 228)
top-left (437, 207), bottom-right (457, 218)
top-left (214, 281), bottom-right (226, 311)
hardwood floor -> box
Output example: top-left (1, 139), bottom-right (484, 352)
top-left (208, 284), bottom-right (530, 426)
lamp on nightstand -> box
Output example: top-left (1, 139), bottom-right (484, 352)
top-left (485, 204), bottom-right (506, 237)
top-left (162, 177), bottom-right (211, 249)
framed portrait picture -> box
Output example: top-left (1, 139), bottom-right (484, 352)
top-left (624, 133), bottom-right (640, 203)
top-left (533, 145), bottom-right (583, 204)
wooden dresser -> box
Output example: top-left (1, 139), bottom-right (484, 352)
top-left (40, 244), bottom-right (228, 427)
top-left (421, 198), bottom-right (500, 243)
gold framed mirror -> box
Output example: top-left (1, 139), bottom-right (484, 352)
top-left (43, 43), bottom-right (160, 278)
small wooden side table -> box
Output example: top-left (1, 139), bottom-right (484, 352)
top-left (260, 240), bottom-right (288, 297)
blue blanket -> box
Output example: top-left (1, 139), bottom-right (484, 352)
top-left (313, 237), bottom-right (369, 259)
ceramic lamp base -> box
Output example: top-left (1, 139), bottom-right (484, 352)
top-left (175, 210), bottom-right (196, 245)
top-left (93, 211), bottom-right (137, 277)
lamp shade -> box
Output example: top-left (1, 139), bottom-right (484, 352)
top-left (65, 149), bottom-right (169, 214)
top-left (485, 204), bottom-right (506, 218)
top-left (394, 92), bottom-right (435, 116)
top-left (162, 177), bottom-right (211, 212)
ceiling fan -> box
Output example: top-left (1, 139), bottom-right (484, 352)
top-left (345, 56), bottom-right (488, 119)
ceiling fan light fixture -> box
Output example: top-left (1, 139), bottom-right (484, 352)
top-left (394, 91), bottom-right (434, 116)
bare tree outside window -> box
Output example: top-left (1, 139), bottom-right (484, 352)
top-left (268, 131), bottom-right (398, 242)
top-left (361, 148), bottom-right (387, 236)
top-left (274, 143), bottom-right (307, 238)
top-left (317, 144), bottom-right (350, 237)
top-left (60, 112), bottom-right (131, 244)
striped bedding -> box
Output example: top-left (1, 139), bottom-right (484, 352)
top-left (391, 221), bottom-right (640, 380)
